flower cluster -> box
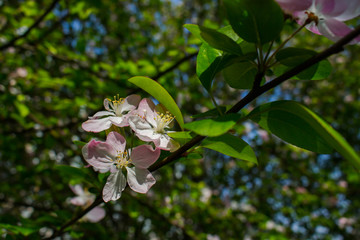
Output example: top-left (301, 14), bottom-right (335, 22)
top-left (276, 0), bottom-right (360, 43)
top-left (81, 95), bottom-right (178, 202)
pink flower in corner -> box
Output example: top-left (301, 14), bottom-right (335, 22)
top-left (82, 94), bottom-right (141, 132)
top-left (82, 132), bottom-right (160, 202)
top-left (128, 98), bottom-right (180, 152)
top-left (276, 0), bottom-right (360, 43)
top-left (69, 185), bottom-right (106, 222)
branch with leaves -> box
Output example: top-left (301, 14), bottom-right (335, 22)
top-left (0, 0), bottom-right (60, 51)
top-left (46, 18), bottom-right (360, 240)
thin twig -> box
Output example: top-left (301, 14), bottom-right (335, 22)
top-left (0, 0), bottom-right (60, 51)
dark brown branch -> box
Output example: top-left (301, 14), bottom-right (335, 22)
top-left (0, 0), bottom-right (60, 51)
top-left (46, 24), bottom-right (360, 240)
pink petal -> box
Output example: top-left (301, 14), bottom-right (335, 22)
top-left (82, 117), bottom-right (113, 132)
top-left (305, 22), bottom-right (321, 35)
top-left (122, 95), bottom-right (141, 113)
top-left (316, 0), bottom-right (360, 21)
top-left (85, 207), bottom-right (106, 223)
top-left (276, 0), bottom-right (312, 13)
top-left (102, 171), bottom-right (127, 202)
top-left (318, 18), bottom-right (360, 43)
top-left (131, 145), bottom-right (160, 169)
top-left (82, 140), bottom-right (116, 171)
top-left (105, 132), bottom-right (126, 152)
top-left (126, 167), bottom-right (156, 194)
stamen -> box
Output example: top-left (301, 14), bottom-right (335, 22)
top-left (112, 94), bottom-right (125, 105)
top-left (154, 111), bottom-right (174, 133)
top-left (114, 150), bottom-right (131, 169)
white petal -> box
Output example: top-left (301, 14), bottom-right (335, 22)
top-left (102, 171), bottom-right (127, 202)
top-left (126, 167), bottom-right (156, 194)
top-left (128, 116), bottom-right (155, 141)
top-left (82, 117), bottom-right (113, 132)
top-left (131, 145), bottom-right (160, 169)
top-left (103, 98), bottom-right (113, 111)
top-left (156, 134), bottom-right (174, 150)
top-left (138, 98), bottom-right (157, 126)
top-left (109, 116), bottom-right (128, 127)
top-left (85, 206), bottom-right (106, 223)
top-left (69, 184), bottom-right (84, 196)
top-left (89, 111), bottom-right (114, 119)
top-left (70, 196), bottom-right (87, 206)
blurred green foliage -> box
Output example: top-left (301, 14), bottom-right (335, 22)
top-left (1, 0), bottom-right (360, 239)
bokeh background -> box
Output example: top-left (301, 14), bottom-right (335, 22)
top-left (1, 0), bottom-right (360, 239)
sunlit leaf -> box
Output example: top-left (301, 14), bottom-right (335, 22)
top-left (128, 76), bottom-right (184, 129)
top-left (202, 133), bottom-right (257, 164)
top-left (184, 113), bottom-right (242, 137)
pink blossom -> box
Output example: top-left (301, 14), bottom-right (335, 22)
top-left (128, 98), bottom-right (179, 151)
top-left (82, 94), bottom-right (141, 132)
top-left (82, 132), bottom-right (160, 202)
top-left (69, 185), bottom-right (106, 222)
top-left (276, 0), bottom-right (360, 43)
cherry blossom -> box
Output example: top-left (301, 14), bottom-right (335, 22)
top-left (82, 94), bottom-right (141, 133)
top-left (82, 132), bottom-right (160, 202)
top-left (276, 0), bottom-right (360, 43)
top-left (69, 185), bottom-right (106, 222)
top-left (128, 98), bottom-right (179, 152)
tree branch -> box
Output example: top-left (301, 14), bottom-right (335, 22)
top-left (153, 52), bottom-right (197, 80)
top-left (43, 195), bottom-right (103, 239)
top-left (45, 25), bottom-right (360, 239)
top-left (0, 0), bottom-right (60, 51)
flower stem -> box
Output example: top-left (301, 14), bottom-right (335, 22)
top-left (210, 92), bottom-right (223, 116)
top-left (265, 21), bottom-right (309, 67)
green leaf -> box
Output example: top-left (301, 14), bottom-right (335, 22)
top-left (218, 25), bottom-right (241, 42)
top-left (0, 223), bottom-right (39, 236)
top-left (184, 113), bottom-right (242, 137)
top-left (196, 44), bottom-right (236, 91)
top-left (14, 101), bottom-right (30, 117)
top-left (73, 140), bottom-right (87, 147)
top-left (55, 165), bottom-right (94, 185)
top-left (248, 101), bottom-right (360, 169)
top-left (223, 60), bottom-right (258, 89)
top-left (185, 24), bottom-right (242, 44)
top-left (224, 0), bottom-right (284, 44)
top-left (274, 47), bottom-right (332, 80)
top-left (202, 133), bottom-right (257, 164)
top-left (199, 26), bottom-right (243, 56)
top-left (128, 76), bottom-right (184, 129)
top-left (167, 131), bottom-right (193, 139)
top-left (184, 24), bottom-right (203, 41)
